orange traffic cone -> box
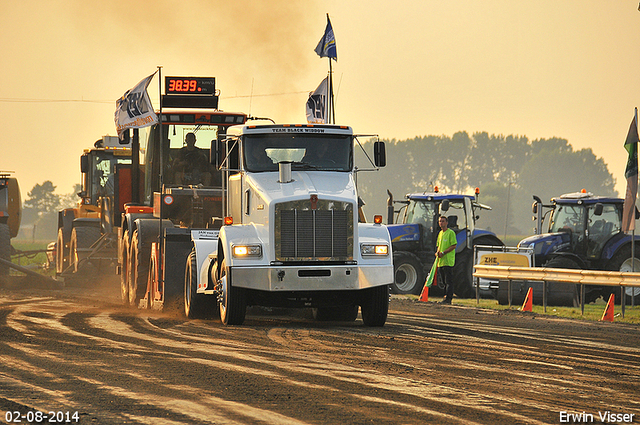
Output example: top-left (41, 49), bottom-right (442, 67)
top-left (521, 287), bottom-right (533, 312)
top-left (600, 293), bottom-right (615, 322)
top-left (419, 284), bottom-right (429, 302)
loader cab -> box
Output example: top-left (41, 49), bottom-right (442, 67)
top-left (80, 148), bottom-right (132, 206)
top-left (401, 194), bottom-right (474, 251)
top-left (138, 110), bottom-right (247, 204)
top-left (548, 194), bottom-right (624, 260)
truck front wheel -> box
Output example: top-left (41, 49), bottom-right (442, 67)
top-left (360, 285), bottom-right (389, 327)
top-left (218, 259), bottom-right (246, 325)
top-left (392, 252), bottom-right (425, 295)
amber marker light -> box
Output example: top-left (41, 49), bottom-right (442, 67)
top-left (224, 216), bottom-right (233, 225)
top-left (373, 215), bottom-right (383, 224)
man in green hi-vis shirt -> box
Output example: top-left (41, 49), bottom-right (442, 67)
top-left (436, 215), bottom-right (457, 304)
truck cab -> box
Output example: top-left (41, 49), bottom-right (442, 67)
top-left (187, 123), bottom-right (394, 326)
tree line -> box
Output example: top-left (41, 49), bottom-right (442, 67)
top-left (20, 131), bottom-right (618, 244)
top-left (355, 132), bottom-right (617, 241)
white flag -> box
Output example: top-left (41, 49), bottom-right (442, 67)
top-left (306, 77), bottom-right (328, 124)
top-left (115, 73), bottom-right (158, 138)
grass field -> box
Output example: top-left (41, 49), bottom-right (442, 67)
top-left (417, 294), bottom-right (640, 325)
top-left (10, 240), bottom-right (53, 275)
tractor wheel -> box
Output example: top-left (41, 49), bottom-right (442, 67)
top-left (120, 230), bottom-right (130, 305)
top-left (606, 247), bottom-right (640, 305)
top-left (128, 230), bottom-right (148, 307)
top-left (185, 250), bottom-right (217, 319)
top-left (218, 259), bottom-right (246, 325)
top-left (0, 223), bottom-right (10, 281)
top-left (69, 226), bottom-right (101, 274)
top-left (392, 252), bottom-right (425, 295)
top-left (55, 227), bottom-right (68, 275)
top-left (544, 256), bottom-right (581, 307)
top-left (360, 285), bottom-right (389, 327)
top-left (453, 249), bottom-right (475, 298)
top-left (313, 305), bottom-right (359, 322)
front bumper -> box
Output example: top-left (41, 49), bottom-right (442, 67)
top-left (230, 264), bottom-right (393, 291)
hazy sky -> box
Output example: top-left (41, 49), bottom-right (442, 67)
top-left (2, 0), bottom-right (640, 201)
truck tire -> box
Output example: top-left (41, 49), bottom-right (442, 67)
top-left (56, 227), bottom-right (68, 275)
top-left (219, 259), bottom-right (246, 325)
top-left (69, 226), bottom-right (101, 273)
top-left (185, 250), bottom-right (217, 319)
top-left (360, 284), bottom-right (389, 327)
top-left (544, 256), bottom-right (580, 307)
top-left (453, 249), bottom-right (475, 298)
top-left (128, 230), bottom-right (148, 307)
top-left (313, 305), bottom-right (359, 322)
top-left (0, 223), bottom-right (10, 280)
top-left (392, 252), bottom-right (425, 295)
top-left (120, 229), bottom-right (130, 305)
top-left (606, 246), bottom-right (640, 305)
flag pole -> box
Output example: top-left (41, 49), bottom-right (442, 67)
top-left (328, 58), bottom-right (334, 124)
top-left (634, 107), bottom-right (638, 274)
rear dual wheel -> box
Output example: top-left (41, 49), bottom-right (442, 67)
top-left (127, 230), bottom-right (148, 307)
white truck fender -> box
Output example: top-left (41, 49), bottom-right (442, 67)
top-left (190, 229), bottom-right (219, 290)
top-left (218, 224), bottom-right (266, 268)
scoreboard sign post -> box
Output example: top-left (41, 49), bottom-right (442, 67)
top-left (162, 76), bottom-right (218, 109)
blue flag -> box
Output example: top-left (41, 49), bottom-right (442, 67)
top-left (314, 14), bottom-right (337, 61)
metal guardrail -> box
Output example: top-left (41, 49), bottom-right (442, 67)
top-left (473, 264), bottom-right (639, 317)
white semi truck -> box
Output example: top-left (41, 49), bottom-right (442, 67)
top-left (185, 123), bottom-right (393, 326)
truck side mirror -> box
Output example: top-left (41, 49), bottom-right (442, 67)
top-left (532, 202), bottom-right (537, 214)
top-left (373, 141), bottom-right (386, 167)
top-left (594, 203), bottom-right (603, 216)
top-left (441, 199), bottom-right (450, 212)
top-left (80, 154), bottom-right (89, 174)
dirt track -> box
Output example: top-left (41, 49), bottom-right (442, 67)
top-left (0, 276), bottom-right (639, 424)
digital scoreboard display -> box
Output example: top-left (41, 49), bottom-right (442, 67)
top-left (165, 77), bottom-right (215, 95)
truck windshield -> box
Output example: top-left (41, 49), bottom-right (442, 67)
top-left (243, 134), bottom-right (352, 172)
top-left (92, 152), bottom-right (132, 199)
top-left (549, 204), bottom-right (585, 235)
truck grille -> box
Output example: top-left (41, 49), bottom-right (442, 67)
top-left (275, 201), bottom-right (353, 262)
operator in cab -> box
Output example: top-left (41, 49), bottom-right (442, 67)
top-left (172, 132), bottom-right (212, 186)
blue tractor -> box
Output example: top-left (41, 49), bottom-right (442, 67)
top-left (516, 191), bottom-right (640, 306)
top-left (387, 189), bottom-right (503, 296)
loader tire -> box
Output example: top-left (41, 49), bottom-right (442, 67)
top-left (605, 246), bottom-right (640, 305)
top-left (56, 227), bottom-right (68, 275)
top-left (544, 256), bottom-right (580, 307)
top-left (453, 249), bottom-right (475, 298)
top-left (0, 223), bottom-right (10, 280)
top-left (392, 252), bottom-right (425, 295)
top-left (69, 226), bottom-right (101, 274)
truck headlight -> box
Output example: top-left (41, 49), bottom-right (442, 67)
top-left (232, 244), bottom-right (262, 257)
top-left (360, 244), bottom-right (389, 256)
